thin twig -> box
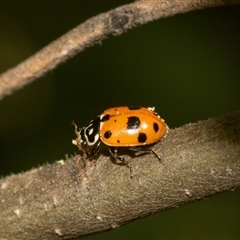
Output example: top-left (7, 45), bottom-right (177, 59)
top-left (0, 0), bottom-right (240, 99)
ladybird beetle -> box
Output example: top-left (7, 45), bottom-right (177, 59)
top-left (72, 106), bottom-right (168, 177)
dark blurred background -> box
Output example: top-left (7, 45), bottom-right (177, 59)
top-left (0, 1), bottom-right (240, 239)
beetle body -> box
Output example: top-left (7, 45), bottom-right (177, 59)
top-left (100, 106), bottom-right (166, 147)
top-left (73, 106), bottom-right (168, 176)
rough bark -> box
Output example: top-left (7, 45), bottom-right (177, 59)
top-left (1, 111), bottom-right (240, 239)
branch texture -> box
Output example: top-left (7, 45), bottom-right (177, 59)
top-left (0, 0), bottom-right (240, 99)
top-left (1, 111), bottom-right (240, 239)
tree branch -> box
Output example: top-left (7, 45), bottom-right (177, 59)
top-left (1, 111), bottom-right (240, 239)
top-left (0, 0), bottom-right (240, 100)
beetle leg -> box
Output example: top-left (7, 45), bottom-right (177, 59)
top-left (109, 147), bottom-right (133, 178)
top-left (87, 141), bottom-right (101, 160)
top-left (150, 149), bottom-right (162, 164)
top-left (128, 147), bottom-right (162, 164)
top-left (108, 147), bottom-right (124, 161)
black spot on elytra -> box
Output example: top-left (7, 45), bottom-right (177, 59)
top-left (138, 132), bottom-right (147, 143)
top-left (101, 114), bottom-right (110, 122)
top-left (153, 122), bottom-right (159, 133)
top-left (104, 130), bottom-right (112, 139)
top-left (128, 106), bottom-right (141, 110)
top-left (127, 116), bottom-right (140, 130)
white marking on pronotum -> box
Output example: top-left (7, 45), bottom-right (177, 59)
top-left (87, 133), bottom-right (100, 146)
